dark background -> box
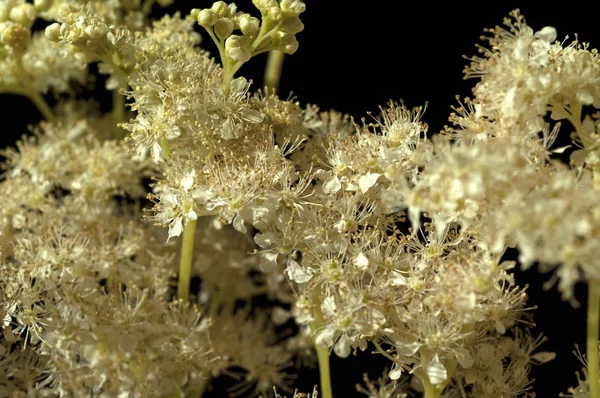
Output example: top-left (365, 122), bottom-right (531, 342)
top-left (2, 1), bottom-right (598, 396)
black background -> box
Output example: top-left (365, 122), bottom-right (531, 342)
top-left (2, 1), bottom-right (598, 396)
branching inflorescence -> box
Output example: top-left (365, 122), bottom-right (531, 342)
top-left (1, 2), bottom-right (599, 398)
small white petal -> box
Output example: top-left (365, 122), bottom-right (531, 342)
top-left (321, 296), bottom-right (337, 317)
top-left (426, 354), bottom-right (447, 385)
top-left (241, 108), bottom-right (264, 123)
top-left (271, 307), bottom-right (292, 325)
top-left (192, 188), bottom-right (215, 203)
top-left (322, 175), bottom-right (341, 194)
top-left (388, 362), bottom-right (402, 380)
top-left (151, 141), bottom-right (162, 162)
top-left (455, 348), bottom-right (474, 368)
top-left (161, 192), bottom-right (178, 207)
top-left (181, 171), bottom-right (195, 191)
top-left (285, 258), bottom-right (314, 283)
top-left (357, 172), bottom-right (381, 193)
top-left (165, 125), bottom-right (181, 139)
top-left (168, 217), bottom-right (183, 239)
top-left (334, 334), bottom-right (352, 358)
top-left (230, 76), bottom-right (249, 97)
top-left (186, 208), bottom-right (198, 220)
top-left (232, 214), bottom-right (247, 233)
top-left (315, 327), bottom-right (336, 348)
top-left (535, 26), bottom-right (557, 42)
top-left (395, 340), bottom-right (423, 357)
top-left (254, 232), bottom-right (276, 248)
top-left (353, 252), bottom-right (369, 270)
top-left (221, 118), bottom-right (236, 139)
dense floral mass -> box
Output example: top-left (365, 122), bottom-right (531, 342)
top-left (1, 1), bottom-right (600, 397)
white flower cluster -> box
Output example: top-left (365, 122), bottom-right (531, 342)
top-left (1, 0), bottom-right (86, 97)
top-left (390, 10), bottom-right (600, 304)
top-left (2, 2), bottom-right (597, 397)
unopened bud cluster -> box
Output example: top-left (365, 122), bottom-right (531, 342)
top-left (0, 0), bottom-right (40, 54)
top-left (191, 0), bottom-right (305, 68)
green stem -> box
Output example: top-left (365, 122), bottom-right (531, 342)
top-left (177, 219), bottom-right (197, 300)
top-left (159, 137), bottom-right (171, 160)
top-left (264, 50), bottom-right (285, 93)
top-left (311, 293), bottom-right (333, 398)
top-left (112, 86), bottom-right (125, 139)
top-left (27, 92), bottom-right (56, 123)
top-left (588, 280), bottom-right (600, 398)
top-left (422, 379), bottom-right (442, 398)
top-left (316, 346), bottom-right (332, 398)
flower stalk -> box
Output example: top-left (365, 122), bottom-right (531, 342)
top-left (311, 292), bottom-right (333, 398)
top-left (264, 50), bottom-right (285, 92)
top-left (589, 281), bottom-right (600, 398)
top-left (177, 219), bottom-right (197, 300)
top-left (27, 91), bottom-right (56, 123)
top-left (315, 345), bottom-right (333, 398)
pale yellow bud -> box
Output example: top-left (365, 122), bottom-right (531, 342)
top-left (197, 9), bottom-right (217, 27)
top-left (225, 34), bottom-right (251, 62)
top-left (239, 14), bottom-right (259, 37)
top-left (44, 22), bottom-right (61, 41)
top-left (252, 0), bottom-right (277, 14)
top-left (211, 1), bottom-right (229, 18)
top-left (84, 24), bottom-right (108, 41)
top-left (280, 0), bottom-right (305, 16)
top-left (1, 22), bottom-right (30, 54)
top-left (156, 0), bottom-right (174, 7)
top-left (34, 0), bottom-right (53, 12)
top-left (214, 17), bottom-right (233, 40)
top-left (278, 34), bottom-right (298, 54)
top-left (9, 3), bottom-right (36, 28)
top-left (268, 6), bottom-right (282, 22)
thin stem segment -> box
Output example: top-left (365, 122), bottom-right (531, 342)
top-left (264, 50), bottom-right (285, 93)
top-left (112, 87), bottom-right (126, 139)
top-left (311, 293), bottom-right (333, 398)
top-left (177, 219), bottom-right (197, 300)
top-left (422, 380), bottom-right (442, 398)
top-left (27, 92), bottom-right (56, 123)
top-left (588, 280), bottom-right (600, 398)
top-left (315, 346), bottom-right (332, 398)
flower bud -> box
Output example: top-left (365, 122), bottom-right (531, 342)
top-left (268, 6), bottom-right (282, 21)
top-left (280, 0), bottom-right (306, 16)
top-left (211, 1), bottom-right (229, 18)
top-left (214, 17), bottom-right (233, 40)
top-left (84, 24), bottom-right (108, 41)
top-left (9, 3), bottom-right (36, 28)
top-left (1, 22), bottom-right (30, 53)
top-left (190, 8), bottom-right (200, 19)
top-left (45, 22), bottom-right (61, 41)
top-left (278, 34), bottom-right (298, 54)
top-left (156, 0), bottom-right (173, 6)
top-left (239, 14), bottom-right (259, 37)
top-left (280, 16), bottom-right (304, 34)
top-left (252, 0), bottom-right (277, 13)
top-left (197, 9), bottom-right (217, 27)
top-left (34, 0), bottom-right (53, 13)
top-left (225, 35), bottom-right (251, 62)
